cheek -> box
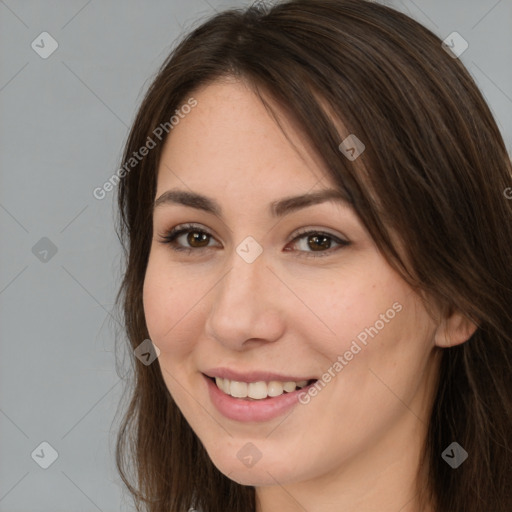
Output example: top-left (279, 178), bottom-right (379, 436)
top-left (142, 259), bottom-right (206, 410)
top-left (317, 282), bottom-right (435, 426)
top-left (142, 264), bottom-right (172, 344)
top-left (142, 256), bottom-right (203, 358)
top-left (288, 263), bottom-right (407, 356)
top-left (292, 263), bottom-right (434, 400)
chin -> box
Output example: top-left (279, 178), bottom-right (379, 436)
top-left (214, 462), bottom-right (284, 487)
top-left (206, 445), bottom-right (304, 487)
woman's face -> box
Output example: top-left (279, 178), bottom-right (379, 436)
top-left (143, 79), bottom-right (441, 488)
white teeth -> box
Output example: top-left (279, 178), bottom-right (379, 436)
top-left (267, 381), bottom-right (284, 397)
top-left (213, 377), bottom-right (310, 399)
top-left (248, 381), bottom-right (268, 399)
top-left (230, 380), bottom-right (248, 398)
top-left (283, 381), bottom-right (297, 393)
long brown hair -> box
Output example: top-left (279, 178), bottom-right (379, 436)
top-left (113, 1), bottom-right (512, 510)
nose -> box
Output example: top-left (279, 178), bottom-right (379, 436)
top-left (204, 249), bottom-right (286, 350)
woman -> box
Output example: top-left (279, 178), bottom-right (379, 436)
top-left (113, 0), bottom-right (512, 510)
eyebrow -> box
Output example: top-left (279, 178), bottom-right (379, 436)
top-left (153, 188), bottom-right (352, 218)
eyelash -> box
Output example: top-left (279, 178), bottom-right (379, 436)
top-left (157, 223), bottom-right (350, 258)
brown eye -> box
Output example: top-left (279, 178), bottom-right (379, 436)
top-left (186, 231), bottom-right (210, 247)
top-left (307, 234), bottom-right (332, 251)
top-left (159, 224), bottom-right (218, 253)
top-left (287, 229), bottom-right (351, 258)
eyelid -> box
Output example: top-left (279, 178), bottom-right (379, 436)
top-left (157, 223), bottom-right (219, 249)
top-left (289, 225), bottom-right (348, 242)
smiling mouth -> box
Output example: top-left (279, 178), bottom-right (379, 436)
top-left (207, 376), bottom-right (317, 400)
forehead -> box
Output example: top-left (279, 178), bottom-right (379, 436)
top-left (156, 79), bottom-right (336, 192)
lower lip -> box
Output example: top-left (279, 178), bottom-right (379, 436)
top-left (204, 375), bottom-right (314, 423)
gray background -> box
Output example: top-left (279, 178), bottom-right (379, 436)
top-left (1, 0), bottom-right (510, 510)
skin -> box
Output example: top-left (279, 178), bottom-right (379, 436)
top-left (142, 78), bottom-right (477, 512)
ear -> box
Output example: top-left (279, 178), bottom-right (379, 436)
top-left (434, 308), bottom-right (478, 348)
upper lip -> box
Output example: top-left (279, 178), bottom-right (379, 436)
top-left (203, 367), bottom-right (317, 383)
